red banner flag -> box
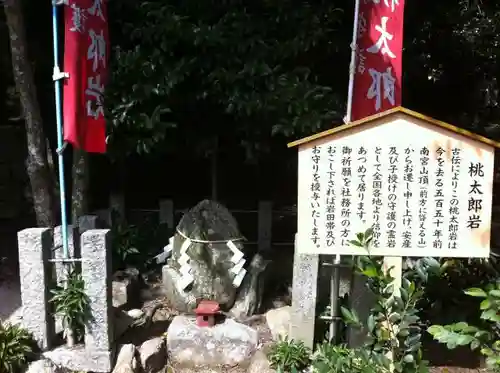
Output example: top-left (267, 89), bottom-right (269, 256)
top-left (63, 0), bottom-right (109, 153)
top-left (349, 0), bottom-right (405, 122)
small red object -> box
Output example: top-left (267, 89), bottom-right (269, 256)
top-left (195, 300), bottom-right (220, 327)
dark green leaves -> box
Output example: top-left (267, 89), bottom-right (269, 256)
top-left (345, 230), bottom-right (432, 373)
top-left (429, 281), bottom-right (500, 370)
top-left (267, 336), bottom-right (311, 372)
top-left (49, 266), bottom-right (91, 343)
top-left (464, 287), bottom-right (487, 298)
top-left (105, 0), bottom-right (343, 159)
top-left (0, 323), bottom-right (36, 373)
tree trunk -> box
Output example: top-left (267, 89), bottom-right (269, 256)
top-left (4, 0), bottom-right (57, 227)
top-left (47, 137), bottom-right (61, 219)
top-left (71, 148), bottom-right (89, 224)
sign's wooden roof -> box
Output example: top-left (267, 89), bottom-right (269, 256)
top-left (287, 106), bottom-right (500, 149)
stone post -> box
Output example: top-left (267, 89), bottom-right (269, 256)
top-left (78, 214), bottom-right (99, 234)
top-left (81, 229), bottom-right (114, 371)
top-left (289, 234), bottom-right (319, 349)
top-left (17, 228), bottom-right (55, 349)
top-left (159, 199), bottom-right (174, 230)
top-left (258, 201), bottom-right (272, 252)
top-left (110, 193), bottom-right (125, 225)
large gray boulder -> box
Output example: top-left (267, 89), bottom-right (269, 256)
top-left (162, 200), bottom-right (251, 312)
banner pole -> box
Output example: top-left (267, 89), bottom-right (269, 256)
top-left (345, 0), bottom-right (361, 124)
top-left (329, 0), bottom-right (361, 344)
top-left (51, 1), bottom-right (70, 259)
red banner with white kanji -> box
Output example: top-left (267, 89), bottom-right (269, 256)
top-left (63, 0), bottom-right (108, 153)
top-left (350, 0), bottom-right (405, 121)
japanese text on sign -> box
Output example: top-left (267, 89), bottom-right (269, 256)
top-left (297, 122), bottom-right (494, 258)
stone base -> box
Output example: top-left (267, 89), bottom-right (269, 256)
top-left (43, 344), bottom-right (114, 373)
top-left (10, 306), bottom-right (133, 344)
top-left (166, 315), bottom-right (258, 368)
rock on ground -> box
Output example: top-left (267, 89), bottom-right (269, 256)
top-left (265, 306), bottom-right (291, 341)
top-left (139, 337), bottom-right (167, 373)
top-left (113, 267), bottom-right (141, 309)
top-left (112, 344), bottom-right (139, 373)
top-left (247, 350), bottom-right (275, 373)
top-left (127, 309), bottom-right (145, 319)
top-left (24, 359), bottom-right (64, 373)
top-left (167, 315), bottom-right (258, 368)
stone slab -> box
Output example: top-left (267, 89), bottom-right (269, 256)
top-left (43, 344), bottom-right (113, 373)
top-left (167, 315), bottom-right (258, 368)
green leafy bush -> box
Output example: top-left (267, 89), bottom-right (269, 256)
top-left (428, 282), bottom-right (500, 371)
top-left (111, 210), bottom-right (169, 272)
top-left (267, 336), bottom-right (311, 373)
top-left (419, 257), bottom-right (500, 327)
top-left (342, 229), bottom-right (437, 373)
top-left (312, 342), bottom-right (388, 373)
top-left (111, 219), bottom-right (141, 270)
top-left (0, 322), bottom-right (37, 373)
top-left (50, 266), bottom-right (91, 344)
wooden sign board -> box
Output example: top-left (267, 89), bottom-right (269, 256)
top-left (289, 107), bottom-right (499, 258)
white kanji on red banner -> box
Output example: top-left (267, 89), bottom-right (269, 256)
top-left (88, 0), bottom-right (105, 21)
top-left (69, 3), bottom-right (86, 33)
top-left (85, 75), bottom-right (104, 119)
top-left (87, 29), bottom-right (106, 72)
top-left (366, 67), bottom-right (396, 111)
top-left (366, 0), bottom-right (400, 12)
top-left (367, 16), bottom-right (396, 58)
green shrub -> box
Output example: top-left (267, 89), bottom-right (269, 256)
top-left (312, 342), bottom-right (388, 373)
top-left (0, 322), bottom-right (37, 373)
top-left (268, 336), bottom-right (311, 373)
top-left (110, 210), bottom-right (169, 272)
top-left (50, 266), bottom-right (91, 344)
top-left (428, 281), bottom-right (500, 371)
top-left (342, 229), bottom-right (435, 373)
top-left (419, 257), bottom-right (500, 327)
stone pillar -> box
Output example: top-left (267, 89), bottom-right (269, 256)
top-left (258, 201), bottom-right (272, 252)
top-left (81, 229), bottom-right (114, 371)
top-left (159, 199), bottom-right (174, 230)
top-left (289, 235), bottom-right (319, 349)
top-left (95, 209), bottom-right (112, 227)
top-left (78, 214), bottom-right (99, 234)
top-left (110, 193), bottom-right (125, 225)
top-left (17, 228), bottom-right (55, 349)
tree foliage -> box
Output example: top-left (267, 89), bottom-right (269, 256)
top-left (105, 0), bottom-right (345, 159)
top-left (404, 0), bottom-right (500, 133)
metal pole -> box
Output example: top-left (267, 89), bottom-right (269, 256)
top-left (344, 0), bottom-right (361, 124)
top-left (51, 2), bottom-right (70, 259)
top-left (329, 255), bottom-right (342, 343)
